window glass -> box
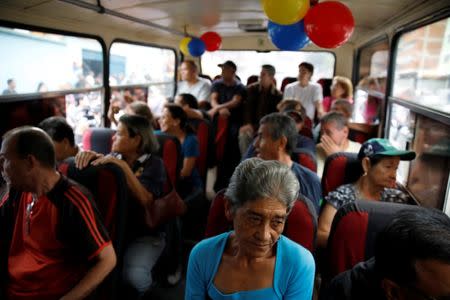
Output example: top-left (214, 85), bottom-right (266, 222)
top-left (0, 26), bottom-right (103, 95)
top-left (109, 42), bottom-right (176, 118)
top-left (201, 50), bottom-right (335, 89)
top-left (356, 38), bottom-right (389, 95)
top-left (353, 38), bottom-right (389, 125)
top-left (393, 17), bottom-right (450, 114)
top-left (388, 103), bottom-right (450, 209)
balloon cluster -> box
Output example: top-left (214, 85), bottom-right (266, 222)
top-left (179, 31), bottom-right (222, 57)
top-left (262, 0), bottom-right (355, 50)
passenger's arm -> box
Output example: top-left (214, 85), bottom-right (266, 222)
top-left (185, 246), bottom-right (208, 299)
top-left (315, 101), bottom-right (325, 119)
top-left (60, 245), bottom-right (116, 300)
top-left (75, 150), bottom-right (104, 169)
top-left (197, 82), bottom-right (211, 103)
top-left (210, 91), bottom-right (220, 108)
top-left (184, 107), bottom-right (204, 120)
top-left (91, 155), bottom-right (154, 207)
top-left (181, 157), bottom-right (197, 178)
top-left (284, 248), bottom-right (315, 300)
top-left (317, 203), bottom-right (338, 248)
top-left (218, 94), bottom-right (242, 110)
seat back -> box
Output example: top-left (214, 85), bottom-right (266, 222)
top-left (213, 114), bottom-right (229, 164)
top-left (188, 118), bottom-right (212, 183)
top-left (280, 77), bottom-right (297, 92)
top-left (317, 78), bottom-right (332, 98)
top-left (156, 133), bottom-right (182, 191)
top-left (205, 190), bottom-right (318, 252)
top-left (246, 75), bottom-right (259, 86)
top-left (82, 128), bottom-right (115, 155)
top-left (293, 149), bottom-right (317, 173)
top-left (322, 152), bottom-right (363, 196)
top-left (326, 200), bottom-right (418, 279)
top-left (57, 157), bottom-right (128, 300)
top-left (299, 116), bottom-right (313, 138)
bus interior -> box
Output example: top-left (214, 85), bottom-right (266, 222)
top-left (0, 0), bottom-right (449, 299)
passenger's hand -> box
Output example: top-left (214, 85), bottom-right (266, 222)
top-left (239, 124), bottom-right (253, 134)
top-left (107, 104), bottom-right (119, 126)
top-left (90, 154), bottom-right (126, 169)
top-left (218, 108), bottom-right (230, 117)
top-left (207, 107), bottom-right (218, 118)
top-left (75, 150), bottom-right (103, 169)
top-left (320, 135), bottom-right (341, 157)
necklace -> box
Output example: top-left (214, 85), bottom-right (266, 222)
top-left (25, 194), bottom-right (38, 235)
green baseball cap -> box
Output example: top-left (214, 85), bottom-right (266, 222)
top-left (358, 138), bottom-right (416, 161)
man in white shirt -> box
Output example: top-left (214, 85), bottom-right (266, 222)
top-left (316, 111), bottom-right (361, 178)
top-left (283, 62), bottom-right (324, 120)
top-left (176, 60), bottom-right (211, 104)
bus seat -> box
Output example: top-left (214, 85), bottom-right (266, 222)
top-left (280, 77), bottom-right (297, 93)
top-left (198, 74), bottom-right (212, 83)
top-left (317, 78), bottom-right (332, 98)
top-left (300, 116), bottom-right (313, 138)
top-left (214, 114), bottom-right (229, 164)
top-left (293, 149), bottom-right (317, 173)
top-left (82, 128), bottom-right (115, 155)
top-left (155, 133), bottom-right (182, 192)
top-left (205, 189), bottom-right (318, 252)
top-left (326, 200), bottom-right (418, 280)
top-left (348, 123), bottom-right (379, 144)
top-left (246, 75), bottom-right (259, 86)
top-left (322, 153), bottom-right (363, 196)
top-left (188, 118), bottom-right (212, 184)
top-left (57, 157), bottom-right (128, 300)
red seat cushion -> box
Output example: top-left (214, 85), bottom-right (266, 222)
top-left (156, 134), bottom-right (182, 192)
top-left (322, 152), bottom-right (363, 196)
top-left (326, 200), bottom-right (417, 279)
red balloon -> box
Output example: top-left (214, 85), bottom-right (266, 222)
top-left (200, 31), bottom-right (222, 52)
top-left (304, 1), bottom-right (354, 48)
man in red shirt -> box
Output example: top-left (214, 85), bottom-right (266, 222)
top-left (0, 126), bottom-right (116, 300)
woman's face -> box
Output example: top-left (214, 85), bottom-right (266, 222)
top-left (111, 122), bottom-right (140, 154)
top-left (331, 80), bottom-right (345, 99)
top-left (232, 197), bottom-right (288, 258)
top-left (366, 156), bottom-right (401, 189)
top-left (159, 108), bottom-right (178, 132)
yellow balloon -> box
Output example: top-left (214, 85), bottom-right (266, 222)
top-left (262, 0), bottom-right (310, 25)
top-left (179, 37), bottom-right (192, 55)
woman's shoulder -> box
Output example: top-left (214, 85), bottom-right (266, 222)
top-left (279, 236), bottom-right (314, 264)
top-left (325, 184), bottom-right (357, 209)
top-left (190, 232), bottom-right (229, 259)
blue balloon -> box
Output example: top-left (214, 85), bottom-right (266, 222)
top-left (268, 20), bottom-right (310, 51)
top-left (188, 37), bottom-right (206, 57)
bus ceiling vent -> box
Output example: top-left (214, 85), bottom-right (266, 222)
top-left (238, 19), bottom-right (268, 33)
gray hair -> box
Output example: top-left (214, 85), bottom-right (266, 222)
top-left (259, 113), bottom-right (298, 155)
top-left (225, 158), bottom-right (299, 213)
top-left (320, 111), bottom-right (348, 129)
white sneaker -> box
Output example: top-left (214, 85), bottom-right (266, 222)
top-left (167, 266), bottom-right (182, 285)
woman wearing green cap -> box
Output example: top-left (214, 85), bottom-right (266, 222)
top-left (317, 138), bottom-right (416, 248)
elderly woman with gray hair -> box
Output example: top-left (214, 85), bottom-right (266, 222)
top-left (185, 158), bottom-right (315, 299)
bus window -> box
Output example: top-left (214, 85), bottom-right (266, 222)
top-left (353, 37), bottom-right (389, 125)
top-left (201, 50), bottom-right (335, 89)
top-left (393, 17), bottom-right (450, 114)
top-left (109, 42), bottom-right (176, 119)
top-left (0, 26), bottom-right (104, 141)
top-left (388, 102), bottom-right (449, 209)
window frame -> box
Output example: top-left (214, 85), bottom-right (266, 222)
top-left (109, 38), bottom-right (178, 98)
top-left (0, 20), bottom-right (108, 100)
top-left (385, 9), bottom-right (450, 211)
top-left (352, 34), bottom-right (390, 88)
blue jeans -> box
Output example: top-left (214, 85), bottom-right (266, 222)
top-left (122, 234), bottom-right (166, 296)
